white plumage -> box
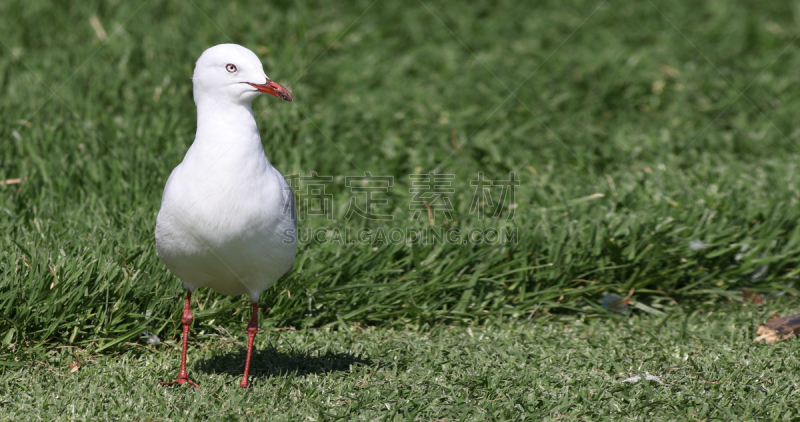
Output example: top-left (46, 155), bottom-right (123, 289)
top-left (155, 44), bottom-right (296, 388)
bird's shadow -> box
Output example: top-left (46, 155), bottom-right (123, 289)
top-left (194, 344), bottom-right (372, 379)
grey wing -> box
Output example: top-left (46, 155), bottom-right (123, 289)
top-left (279, 174), bottom-right (297, 281)
top-left (283, 177), bottom-right (297, 228)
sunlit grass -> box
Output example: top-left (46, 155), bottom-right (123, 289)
top-left (2, 0), bottom-right (800, 419)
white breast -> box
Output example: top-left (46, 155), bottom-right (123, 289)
top-left (155, 113), bottom-right (297, 301)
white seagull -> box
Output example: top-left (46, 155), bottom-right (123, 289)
top-left (155, 44), bottom-right (297, 388)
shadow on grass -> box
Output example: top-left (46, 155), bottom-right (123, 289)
top-left (194, 345), bottom-right (372, 379)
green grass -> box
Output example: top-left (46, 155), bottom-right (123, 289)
top-left (4, 303), bottom-right (800, 420)
top-left (3, 0), bottom-right (800, 419)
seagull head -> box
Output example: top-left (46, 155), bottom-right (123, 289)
top-left (192, 43), bottom-right (293, 106)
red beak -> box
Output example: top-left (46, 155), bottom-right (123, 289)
top-left (246, 79), bottom-right (293, 102)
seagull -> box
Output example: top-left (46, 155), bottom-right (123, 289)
top-left (155, 44), bottom-right (297, 388)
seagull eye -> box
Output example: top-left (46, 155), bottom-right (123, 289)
top-left (225, 63), bottom-right (237, 73)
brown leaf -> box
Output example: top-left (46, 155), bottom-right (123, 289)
top-left (741, 290), bottom-right (763, 305)
top-left (69, 351), bottom-right (82, 373)
top-left (755, 312), bottom-right (800, 344)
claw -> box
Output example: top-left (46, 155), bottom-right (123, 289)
top-left (160, 376), bottom-right (199, 387)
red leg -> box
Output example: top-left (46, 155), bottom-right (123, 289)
top-left (160, 290), bottom-right (199, 387)
top-left (239, 302), bottom-right (259, 388)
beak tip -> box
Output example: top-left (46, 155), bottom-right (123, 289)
top-left (247, 81), bottom-right (294, 103)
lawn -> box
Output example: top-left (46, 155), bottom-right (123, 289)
top-left (2, 0), bottom-right (800, 420)
top-left (5, 304), bottom-right (800, 421)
